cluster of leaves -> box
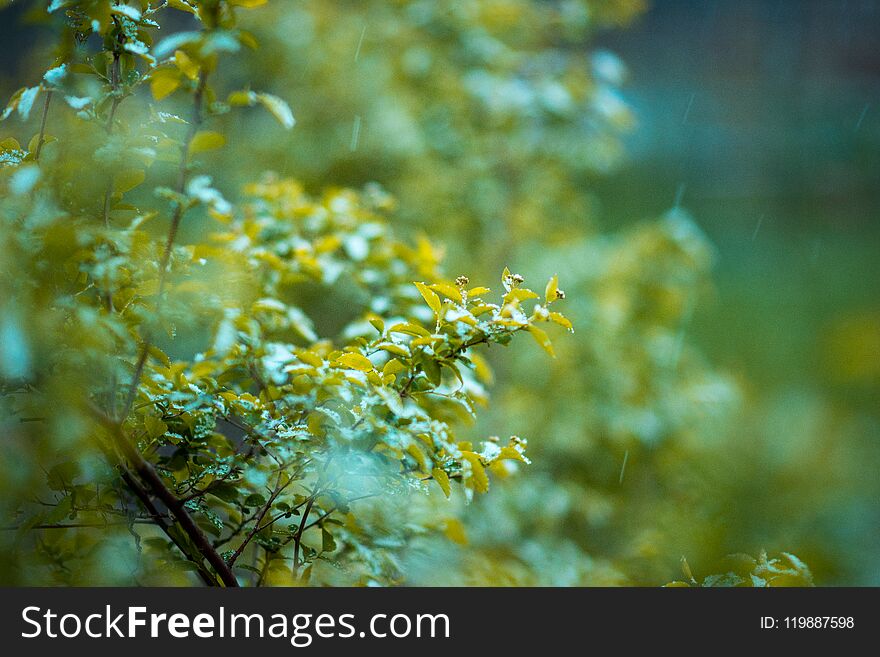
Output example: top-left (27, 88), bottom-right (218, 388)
top-left (668, 552), bottom-right (814, 588)
top-left (0, 1), bottom-right (569, 586)
top-left (0, 0), bottom-right (816, 587)
top-left (226, 0), bottom-right (642, 245)
top-left (218, 0), bottom-right (823, 587)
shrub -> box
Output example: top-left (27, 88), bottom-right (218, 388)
top-left (0, 0), bottom-right (570, 585)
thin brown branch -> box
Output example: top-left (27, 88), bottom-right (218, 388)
top-left (1, 520), bottom-right (155, 530)
top-left (119, 68), bottom-right (209, 426)
top-left (90, 405), bottom-right (238, 587)
top-left (292, 494), bottom-right (316, 570)
top-left (33, 90), bottom-right (52, 162)
top-left (227, 472), bottom-right (293, 566)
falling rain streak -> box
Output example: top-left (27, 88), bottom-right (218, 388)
top-left (855, 103), bottom-right (869, 131)
top-left (752, 214), bottom-right (765, 241)
top-left (682, 92), bottom-right (695, 124)
top-left (350, 115), bottom-right (361, 152)
top-left (354, 25), bottom-right (366, 63)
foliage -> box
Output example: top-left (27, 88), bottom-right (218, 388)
top-left (0, 0), bottom-right (570, 586)
top-left (0, 0), bottom-right (814, 586)
top-left (667, 552), bottom-right (814, 588)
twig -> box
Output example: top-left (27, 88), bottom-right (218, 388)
top-left (227, 471), bottom-right (293, 566)
top-left (33, 90), bottom-right (52, 162)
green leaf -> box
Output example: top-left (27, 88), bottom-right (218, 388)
top-left (421, 357), bottom-right (442, 386)
top-left (113, 169), bottom-right (146, 194)
top-left (45, 496), bottom-right (74, 524)
top-left (321, 527), bottom-right (336, 552)
top-left (210, 482), bottom-right (240, 503)
top-left (244, 493), bottom-right (267, 508)
top-left (46, 462), bottom-right (80, 492)
top-left (144, 415), bottom-right (168, 440)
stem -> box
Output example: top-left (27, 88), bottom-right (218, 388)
top-left (33, 90), bottom-right (52, 162)
top-left (102, 29), bottom-right (123, 228)
top-left (292, 495), bottom-right (316, 570)
top-left (88, 416), bottom-right (217, 586)
top-left (119, 69), bottom-right (208, 425)
top-left (156, 69), bottom-right (208, 300)
top-left (1, 520), bottom-right (156, 530)
top-left (111, 423), bottom-right (238, 587)
top-left (226, 472), bottom-right (290, 566)
top-left (256, 547), bottom-right (272, 586)
top-left (100, 62), bottom-right (235, 585)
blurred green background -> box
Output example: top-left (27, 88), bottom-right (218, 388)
top-left (2, 0), bottom-right (878, 585)
top-left (595, 0), bottom-right (880, 585)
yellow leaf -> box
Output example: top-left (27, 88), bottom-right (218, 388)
top-left (430, 282), bottom-right (463, 303)
top-left (228, 90), bottom-right (256, 106)
top-left (549, 311), bottom-right (573, 331)
top-left (467, 286), bottom-right (491, 297)
top-left (296, 350), bottom-right (323, 368)
top-left (442, 517), bottom-right (467, 545)
top-left (150, 71), bottom-right (180, 101)
top-left (504, 288), bottom-right (539, 303)
top-left (230, 0), bottom-right (268, 7)
top-left (527, 325), bottom-right (555, 358)
top-left (382, 358), bottom-right (406, 376)
top-left (147, 344), bottom-right (172, 369)
top-left (545, 274), bottom-right (559, 303)
top-left (377, 343), bottom-right (409, 357)
top-left (189, 131), bottom-right (226, 153)
top-left (237, 30), bottom-right (259, 50)
top-left (413, 281), bottom-right (441, 316)
top-left (407, 444), bottom-right (428, 473)
top-left (501, 266), bottom-right (512, 291)
top-left (411, 335), bottom-right (440, 348)
top-left (307, 412), bottom-right (326, 437)
top-left (335, 353), bottom-right (374, 372)
top-left (469, 352), bottom-right (494, 385)
top-left (388, 322), bottom-right (431, 338)
top-left (174, 50), bottom-right (200, 81)
top-left (498, 445), bottom-right (529, 463)
top-left (167, 0), bottom-right (198, 15)
top-left (460, 451), bottom-right (489, 493)
top-left (432, 468), bottom-right (451, 498)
